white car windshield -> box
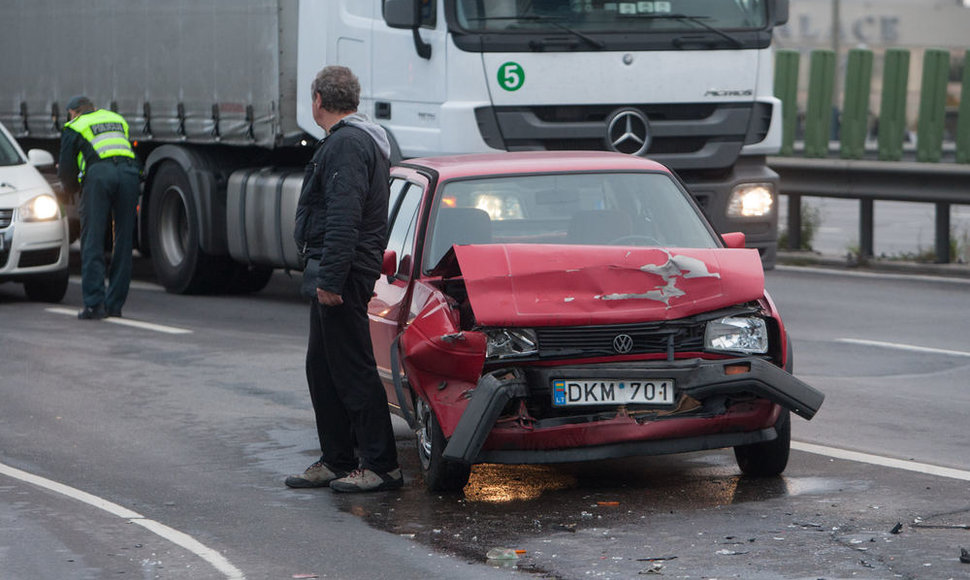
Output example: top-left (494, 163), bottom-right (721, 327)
top-left (426, 171), bottom-right (718, 269)
top-left (0, 126), bottom-right (24, 166)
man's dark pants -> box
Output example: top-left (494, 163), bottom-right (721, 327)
top-left (78, 160), bottom-right (140, 312)
top-left (306, 270), bottom-right (399, 474)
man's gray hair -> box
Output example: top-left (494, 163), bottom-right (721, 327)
top-left (311, 66), bottom-right (360, 113)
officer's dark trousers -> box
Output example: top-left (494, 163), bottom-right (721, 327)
top-left (78, 160), bottom-right (140, 311)
top-left (306, 271), bottom-right (399, 474)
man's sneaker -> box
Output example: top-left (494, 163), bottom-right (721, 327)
top-left (106, 308), bottom-right (122, 318)
top-left (330, 468), bottom-right (404, 493)
top-left (78, 305), bottom-right (106, 320)
top-left (284, 461), bottom-right (348, 488)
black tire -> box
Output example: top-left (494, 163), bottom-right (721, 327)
top-left (23, 267), bottom-right (69, 303)
top-left (147, 162), bottom-right (234, 294)
top-left (734, 408), bottom-right (791, 477)
top-left (415, 397), bottom-right (471, 492)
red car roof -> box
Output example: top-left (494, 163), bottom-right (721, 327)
top-left (397, 151), bottom-right (672, 180)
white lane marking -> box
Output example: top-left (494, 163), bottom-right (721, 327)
top-left (45, 307), bottom-right (193, 335)
top-left (774, 265), bottom-right (970, 285)
top-left (69, 275), bottom-right (164, 292)
top-left (837, 338), bottom-right (970, 358)
top-left (793, 441), bottom-right (970, 482)
top-left (0, 461), bottom-right (245, 579)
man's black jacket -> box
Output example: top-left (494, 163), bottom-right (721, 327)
top-left (294, 119), bottom-right (390, 295)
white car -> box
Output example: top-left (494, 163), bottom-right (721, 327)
top-left (0, 121), bottom-right (70, 302)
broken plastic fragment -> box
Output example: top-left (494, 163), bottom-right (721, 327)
top-left (889, 522), bottom-right (903, 534)
top-left (486, 547), bottom-right (519, 560)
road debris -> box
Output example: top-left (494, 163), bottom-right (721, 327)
top-left (715, 549), bottom-right (749, 556)
top-left (960, 547), bottom-right (970, 564)
top-left (889, 522), bottom-right (903, 534)
top-left (639, 562), bottom-right (664, 574)
top-left (486, 547), bottom-right (520, 561)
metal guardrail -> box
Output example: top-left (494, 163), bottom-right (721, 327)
top-left (768, 156), bottom-right (970, 263)
top-left (773, 47), bottom-right (970, 263)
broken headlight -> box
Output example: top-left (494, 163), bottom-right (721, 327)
top-left (484, 328), bottom-right (538, 360)
top-left (705, 316), bottom-right (768, 354)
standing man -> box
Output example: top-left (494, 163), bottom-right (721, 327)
top-left (58, 95), bottom-right (140, 319)
top-left (286, 66), bottom-right (401, 493)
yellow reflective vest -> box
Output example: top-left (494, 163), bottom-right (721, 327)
top-left (64, 109), bottom-right (135, 181)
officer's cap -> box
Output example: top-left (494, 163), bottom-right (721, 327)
top-left (66, 95), bottom-right (92, 112)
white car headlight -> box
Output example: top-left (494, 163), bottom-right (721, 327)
top-left (726, 183), bottom-right (774, 218)
top-left (705, 316), bottom-right (768, 354)
top-left (485, 328), bottom-right (538, 360)
top-left (19, 194), bottom-right (61, 222)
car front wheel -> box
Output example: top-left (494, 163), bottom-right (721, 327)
top-left (734, 408), bottom-right (791, 477)
top-left (415, 397), bottom-right (471, 492)
top-left (23, 267), bottom-right (69, 303)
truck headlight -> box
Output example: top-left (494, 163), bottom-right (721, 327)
top-left (485, 328), bottom-right (538, 360)
top-left (20, 194), bottom-right (61, 222)
top-left (726, 183), bottom-right (774, 218)
top-left (705, 316), bottom-right (768, 354)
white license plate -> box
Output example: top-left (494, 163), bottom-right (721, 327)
top-left (552, 379), bottom-right (675, 407)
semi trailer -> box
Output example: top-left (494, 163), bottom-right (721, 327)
top-left (1, 0), bottom-right (788, 294)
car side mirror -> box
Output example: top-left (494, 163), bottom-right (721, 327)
top-left (722, 232), bottom-right (746, 249)
top-left (28, 149), bottom-right (55, 170)
top-left (382, 249), bottom-right (398, 279)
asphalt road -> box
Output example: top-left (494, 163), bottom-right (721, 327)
top-left (1, 257), bottom-right (969, 579)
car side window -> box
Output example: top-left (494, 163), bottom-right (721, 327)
top-left (387, 178), bottom-right (408, 220)
top-left (385, 180), bottom-right (423, 279)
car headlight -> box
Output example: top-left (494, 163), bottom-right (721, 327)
top-left (726, 183), bottom-right (774, 218)
top-left (705, 316), bottom-right (768, 354)
top-left (484, 328), bottom-right (538, 360)
top-left (19, 194), bottom-right (61, 222)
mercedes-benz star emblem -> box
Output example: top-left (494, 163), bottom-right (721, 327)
top-left (605, 108), bottom-right (651, 156)
top-left (612, 334), bottom-right (634, 354)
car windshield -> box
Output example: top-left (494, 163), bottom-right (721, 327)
top-left (0, 126), bottom-right (24, 166)
top-left (453, 0), bottom-right (767, 33)
top-left (426, 171), bottom-right (718, 269)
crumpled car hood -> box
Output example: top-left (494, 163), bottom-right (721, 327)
top-left (449, 244), bottom-right (765, 327)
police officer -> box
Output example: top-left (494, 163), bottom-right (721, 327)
top-left (58, 96), bottom-right (140, 319)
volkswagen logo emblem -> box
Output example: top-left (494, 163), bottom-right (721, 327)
top-left (612, 334), bottom-right (634, 354)
top-left (605, 108), bottom-right (651, 156)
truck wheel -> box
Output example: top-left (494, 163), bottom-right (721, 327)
top-left (23, 268), bottom-right (69, 303)
top-left (148, 162), bottom-right (233, 294)
top-left (225, 263), bottom-right (274, 294)
top-left (415, 397), bottom-right (471, 492)
top-left (734, 409), bottom-right (791, 477)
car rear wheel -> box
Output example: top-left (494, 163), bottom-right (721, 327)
top-left (23, 267), bottom-right (69, 303)
top-left (415, 397), bottom-right (471, 492)
top-left (734, 408), bottom-right (791, 477)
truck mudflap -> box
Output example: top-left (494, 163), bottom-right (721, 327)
top-left (440, 358), bottom-right (823, 465)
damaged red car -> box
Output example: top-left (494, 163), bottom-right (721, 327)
top-left (370, 151), bottom-right (823, 492)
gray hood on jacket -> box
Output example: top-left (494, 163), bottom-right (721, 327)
top-left (340, 112), bottom-right (391, 161)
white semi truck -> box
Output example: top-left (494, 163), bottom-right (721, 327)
top-left (1, 0), bottom-right (788, 294)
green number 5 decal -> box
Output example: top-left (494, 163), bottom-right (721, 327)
top-left (498, 62), bottom-right (525, 91)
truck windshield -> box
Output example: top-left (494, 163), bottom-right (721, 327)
top-left (453, 0), bottom-right (767, 33)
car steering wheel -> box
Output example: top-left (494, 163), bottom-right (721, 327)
top-left (608, 234), bottom-right (661, 247)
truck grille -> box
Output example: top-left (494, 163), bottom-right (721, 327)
top-left (536, 320), bottom-right (706, 359)
top-left (475, 102), bottom-right (754, 171)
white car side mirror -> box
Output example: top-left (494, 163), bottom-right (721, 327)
top-left (28, 149), bottom-right (55, 170)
